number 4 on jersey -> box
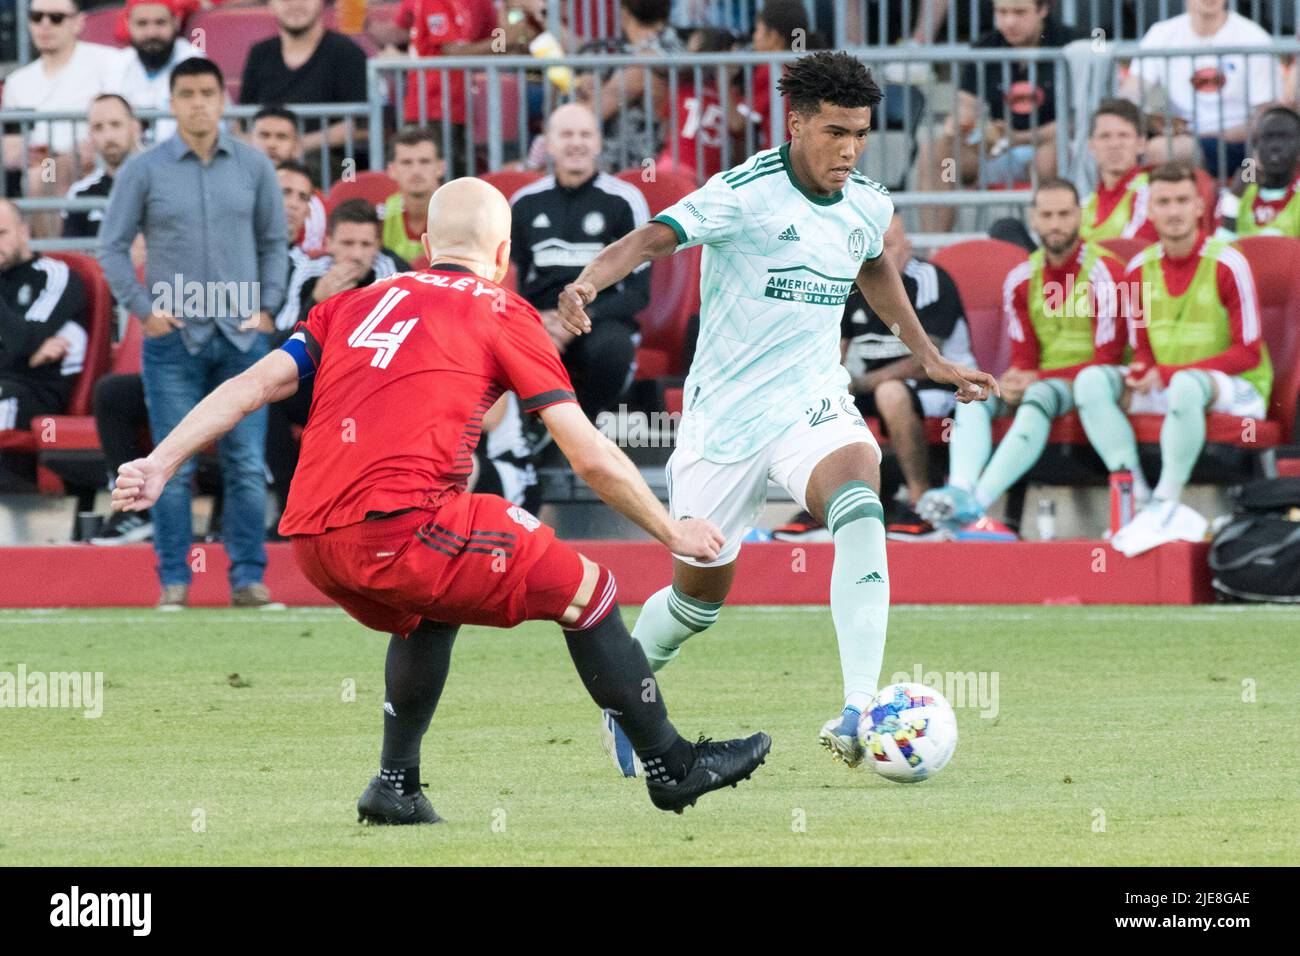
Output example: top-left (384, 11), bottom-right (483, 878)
top-left (348, 285), bottom-right (419, 369)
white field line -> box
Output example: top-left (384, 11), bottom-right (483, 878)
top-left (0, 604), bottom-right (1290, 626)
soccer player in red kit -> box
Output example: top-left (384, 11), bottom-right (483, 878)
top-left (111, 178), bottom-right (770, 824)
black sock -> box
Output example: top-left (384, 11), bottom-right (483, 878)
top-left (379, 765), bottom-right (419, 796)
top-left (380, 620), bottom-right (458, 780)
top-left (641, 737), bottom-right (695, 785)
top-left (564, 602), bottom-right (691, 780)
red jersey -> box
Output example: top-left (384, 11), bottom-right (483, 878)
top-left (1122, 234), bottom-right (1264, 385)
top-left (297, 190), bottom-right (328, 257)
top-left (399, 0), bottom-right (497, 124)
top-left (278, 265), bottom-right (576, 536)
top-left (1088, 165), bottom-right (1159, 243)
top-left (738, 64), bottom-right (789, 143)
top-left (1003, 241), bottom-right (1128, 380)
top-left (659, 84), bottom-right (725, 179)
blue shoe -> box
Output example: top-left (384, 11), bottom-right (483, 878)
top-left (600, 709), bottom-right (643, 778)
top-left (917, 485), bottom-right (982, 533)
top-left (818, 706), bottom-right (865, 768)
top-left (954, 516), bottom-right (1019, 542)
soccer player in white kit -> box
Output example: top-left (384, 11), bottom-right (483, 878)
top-left (558, 52), bottom-right (998, 773)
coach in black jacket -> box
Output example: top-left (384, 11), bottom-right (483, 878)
top-left (0, 199), bottom-right (87, 490)
top-left (509, 103), bottom-right (651, 420)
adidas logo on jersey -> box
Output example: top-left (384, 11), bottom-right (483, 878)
top-left (777, 224), bottom-right (800, 241)
top-left (532, 212), bottom-right (551, 228)
top-left (856, 571), bottom-right (884, 584)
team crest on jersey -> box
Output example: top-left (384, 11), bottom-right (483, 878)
top-left (426, 13), bottom-right (449, 35)
top-left (848, 228), bottom-right (867, 261)
top-left (1256, 205), bottom-right (1278, 225)
top-left (507, 506), bottom-right (540, 532)
top-left (582, 211), bottom-right (605, 236)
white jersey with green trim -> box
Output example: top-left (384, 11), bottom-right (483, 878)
top-left (652, 142), bottom-right (894, 462)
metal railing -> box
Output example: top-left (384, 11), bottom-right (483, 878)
top-left (0, 102), bottom-right (369, 197)
top-left (559, 0), bottom-right (1300, 48)
top-left (8, 0), bottom-right (1300, 67)
top-left (366, 47), bottom-right (1070, 201)
top-left (3, 39), bottom-right (1298, 244)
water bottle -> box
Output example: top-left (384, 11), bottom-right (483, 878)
top-left (1036, 498), bottom-right (1057, 541)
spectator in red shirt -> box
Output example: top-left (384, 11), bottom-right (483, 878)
top-left (656, 27), bottom-right (737, 180)
top-left (733, 0), bottom-right (807, 146)
top-left (1075, 161), bottom-right (1273, 555)
top-left (991, 99), bottom-right (1158, 251)
top-left (275, 159), bottom-right (320, 261)
top-left (398, 0), bottom-right (534, 177)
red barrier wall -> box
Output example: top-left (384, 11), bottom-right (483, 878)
top-left (0, 540), bottom-right (1213, 607)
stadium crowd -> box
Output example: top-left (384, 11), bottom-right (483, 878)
top-left (0, 0), bottom-right (1298, 605)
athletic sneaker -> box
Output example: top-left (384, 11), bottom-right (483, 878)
top-left (157, 584), bottom-right (188, 611)
top-left (1111, 499), bottom-right (1208, 557)
top-left (819, 707), bottom-right (865, 768)
top-left (645, 732), bottom-right (771, 814)
top-left (356, 775), bottom-right (443, 825)
top-left (955, 516), bottom-right (1019, 542)
top-left (917, 485), bottom-right (982, 533)
top-left (89, 509), bottom-right (153, 545)
top-left (886, 507), bottom-right (945, 541)
top-left (600, 709), bottom-right (643, 778)
top-left (232, 583), bottom-right (286, 610)
top-left (772, 510), bottom-right (832, 543)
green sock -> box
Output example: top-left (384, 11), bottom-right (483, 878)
top-left (1074, 364), bottom-right (1149, 494)
top-left (1153, 371), bottom-right (1211, 502)
top-left (973, 380), bottom-right (1064, 509)
top-left (826, 481), bottom-right (889, 708)
top-left (631, 585), bottom-right (721, 672)
top-left (947, 396), bottom-right (998, 492)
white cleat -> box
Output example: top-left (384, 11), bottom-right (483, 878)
top-left (599, 709), bottom-right (643, 778)
top-left (1112, 499), bottom-right (1208, 557)
top-left (819, 712), bottom-right (865, 769)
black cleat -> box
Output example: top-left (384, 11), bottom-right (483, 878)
top-left (356, 776), bottom-right (444, 825)
top-left (646, 732), bottom-right (771, 814)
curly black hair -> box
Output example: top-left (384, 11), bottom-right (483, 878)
top-left (777, 51), bottom-right (882, 116)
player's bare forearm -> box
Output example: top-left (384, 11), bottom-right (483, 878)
top-left (147, 351), bottom-right (299, 479)
top-left (856, 256), bottom-right (1000, 401)
top-left (558, 223), bottom-right (678, 335)
top-left (576, 431), bottom-right (679, 545)
top-left (854, 352), bottom-right (928, 392)
top-left (855, 255), bottom-right (942, 365)
top-left (576, 222), bottom-right (677, 296)
top-left (540, 401), bottom-right (724, 561)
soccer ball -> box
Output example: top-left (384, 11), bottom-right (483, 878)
top-left (859, 683), bottom-right (958, 783)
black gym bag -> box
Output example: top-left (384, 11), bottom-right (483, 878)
top-left (1208, 478), bottom-right (1300, 603)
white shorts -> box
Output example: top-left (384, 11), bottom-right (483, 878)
top-left (1127, 369), bottom-right (1267, 419)
top-left (916, 386), bottom-right (957, 419)
top-left (666, 391), bottom-right (882, 568)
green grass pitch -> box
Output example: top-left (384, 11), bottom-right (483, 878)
top-left (1, 604), bottom-right (1295, 866)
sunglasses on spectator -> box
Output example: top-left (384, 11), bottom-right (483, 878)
top-left (29, 11), bottom-right (73, 24)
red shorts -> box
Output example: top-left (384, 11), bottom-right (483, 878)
top-left (292, 494), bottom-right (585, 637)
